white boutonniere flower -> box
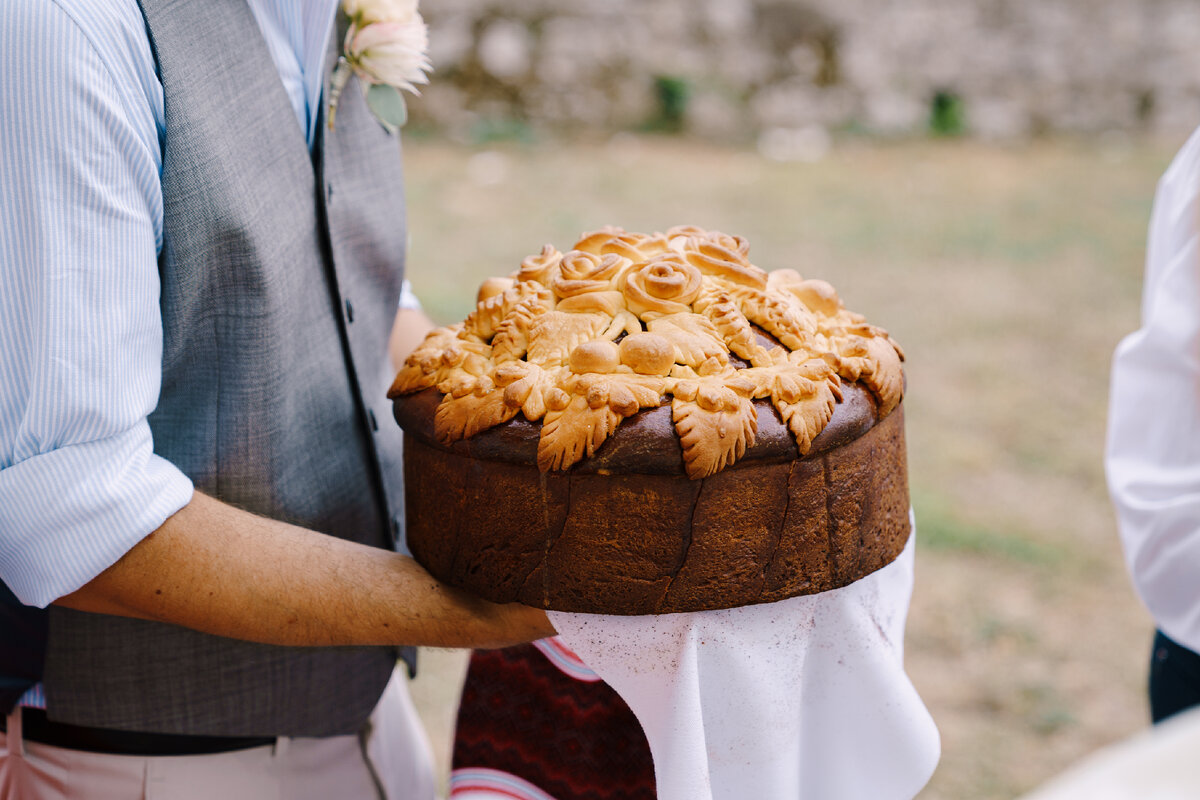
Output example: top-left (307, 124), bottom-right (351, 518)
top-left (329, 0), bottom-right (432, 131)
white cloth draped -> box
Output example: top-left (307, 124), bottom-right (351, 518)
top-left (550, 516), bottom-right (939, 800)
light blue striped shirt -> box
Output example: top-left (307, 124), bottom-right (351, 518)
top-left (0, 0), bottom-right (339, 615)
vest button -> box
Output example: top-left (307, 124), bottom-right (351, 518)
top-left (344, 298), bottom-right (354, 323)
top-left (326, 183), bottom-right (334, 203)
top-left (367, 408), bottom-right (378, 431)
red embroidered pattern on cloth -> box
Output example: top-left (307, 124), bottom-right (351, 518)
top-left (451, 642), bottom-right (656, 800)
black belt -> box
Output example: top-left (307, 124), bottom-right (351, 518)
top-left (2, 708), bottom-right (276, 756)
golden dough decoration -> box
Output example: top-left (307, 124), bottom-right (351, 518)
top-left (494, 360), bottom-right (561, 421)
top-left (671, 374), bottom-right (758, 479)
top-left (726, 285), bottom-right (817, 351)
top-left (618, 332), bottom-right (675, 376)
top-left (645, 312), bottom-right (729, 369)
top-left (553, 251), bottom-right (631, 299)
top-left (677, 238), bottom-right (769, 289)
top-left (537, 372), bottom-right (666, 471)
top-left (388, 226), bottom-right (905, 479)
top-left (390, 325), bottom-right (490, 396)
top-left (863, 335), bottom-right (905, 414)
top-left (538, 395), bottom-right (623, 472)
top-left (574, 228), bottom-right (670, 262)
top-left (741, 349), bottom-right (844, 455)
top-left (621, 255), bottom-right (704, 319)
top-left (462, 280), bottom-right (551, 343)
top-left (697, 293), bottom-right (774, 367)
top-left (434, 385), bottom-right (519, 444)
top-left (489, 296), bottom-right (543, 364)
top-left (517, 244), bottom-right (563, 285)
top-left (555, 290), bottom-right (626, 317)
top-left (525, 311), bottom-right (611, 367)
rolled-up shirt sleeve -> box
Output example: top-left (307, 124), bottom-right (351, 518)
top-left (1106, 126), bottom-right (1200, 653)
top-left (0, 2), bottom-right (192, 608)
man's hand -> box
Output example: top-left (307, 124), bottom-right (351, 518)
top-left (56, 491), bottom-right (556, 649)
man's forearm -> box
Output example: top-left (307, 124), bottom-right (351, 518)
top-left (55, 491), bottom-right (554, 649)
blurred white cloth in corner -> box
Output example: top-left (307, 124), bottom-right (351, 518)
top-left (1019, 706), bottom-right (1200, 800)
top-left (549, 514), bottom-right (939, 800)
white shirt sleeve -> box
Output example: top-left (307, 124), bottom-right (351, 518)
top-left (398, 279), bottom-right (424, 311)
top-left (1106, 125), bottom-right (1200, 652)
top-left (0, 2), bottom-right (193, 608)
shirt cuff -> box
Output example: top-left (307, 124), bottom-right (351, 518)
top-left (398, 279), bottom-right (423, 312)
top-left (0, 422), bottom-right (193, 608)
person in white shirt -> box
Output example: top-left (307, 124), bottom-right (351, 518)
top-left (1107, 124), bottom-right (1200, 722)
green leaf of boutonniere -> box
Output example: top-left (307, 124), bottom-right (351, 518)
top-left (366, 84), bottom-right (408, 132)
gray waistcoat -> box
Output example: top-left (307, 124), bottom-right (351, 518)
top-left (41, 0), bottom-right (409, 737)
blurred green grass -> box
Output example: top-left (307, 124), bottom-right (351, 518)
top-left (402, 133), bottom-right (1182, 799)
top-left (911, 488), bottom-right (1066, 567)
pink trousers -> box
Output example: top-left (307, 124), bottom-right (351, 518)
top-left (0, 669), bottom-right (434, 800)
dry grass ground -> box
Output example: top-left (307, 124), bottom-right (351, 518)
top-left (402, 133), bottom-right (1185, 799)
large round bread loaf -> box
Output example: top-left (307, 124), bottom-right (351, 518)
top-left (389, 226), bottom-right (910, 614)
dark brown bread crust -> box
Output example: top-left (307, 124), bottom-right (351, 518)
top-left (397, 389), bottom-right (910, 614)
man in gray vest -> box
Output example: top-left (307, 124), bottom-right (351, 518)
top-left (0, 1), bottom-right (554, 796)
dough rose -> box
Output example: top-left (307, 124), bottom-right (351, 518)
top-left (621, 254), bottom-right (703, 318)
top-left (552, 250), bottom-right (632, 299)
top-left (575, 227), bottom-right (671, 262)
top-left (518, 244), bottom-right (564, 285)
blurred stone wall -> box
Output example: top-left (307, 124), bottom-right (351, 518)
top-left (411, 0), bottom-right (1200, 142)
